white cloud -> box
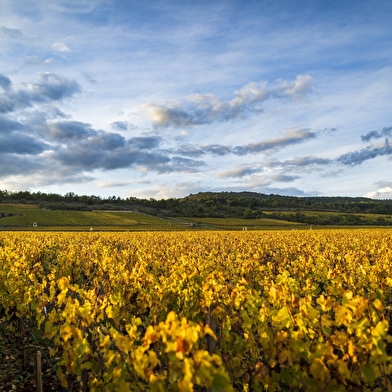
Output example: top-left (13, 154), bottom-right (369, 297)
top-left (0, 1), bottom-right (391, 199)
top-left (364, 187), bottom-right (392, 199)
top-left (279, 74), bottom-right (313, 98)
top-left (142, 75), bottom-right (313, 128)
top-left (51, 42), bottom-right (71, 52)
top-left (43, 58), bottom-right (55, 65)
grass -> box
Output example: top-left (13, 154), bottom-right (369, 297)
top-left (0, 204), bottom-right (181, 230)
top-left (0, 204), bottom-right (301, 231)
top-left (263, 210), bottom-right (392, 225)
top-left (1, 203), bottom-right (391, 231)
top-left (182, 216), bottom-right (304, 230)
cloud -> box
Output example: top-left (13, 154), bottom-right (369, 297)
top-left (277, 74), bottom-right (313, 98)
top-left (51, 42), bottom-right (71, 52)
top-left (270, 174), bottom-right (301, 182)
top-left (111, 121), bottom-right (129, 131)
top-left (246, 174), bottom-right (301, 187)
top-left (97, 180), bottom-right (133, 188)
top-left (0, 73), bottom-right (81, 113)
top-left (373, 180), bottom-right (392, 188)
top-left (215, 165), bottom-right (263, 178)
top-left (143, 75), bottom-right (312, 128)
top-left (170, 144), bottom-right (205, 157)
top-left (0, 74), bottom-right (12, 90)
top-left (45, 120), bottom-right (96, 140)
top-left (111, 121), bottom-right (139, 131)
top-left (32, 73), bottom-right (81, 101)
top-left (0, 133), bottom-right (48, 154)
top-left (43, 58), bottom-right (56, 65)
top-left (164, 128), bottom-right (318, 160)
top-left (22, 57), bottom-right (56, 67)
top-left (262, 187), bottom-right (320, 197)
top-left (361, 126), bottom-right (392, 142)
top-left (0, 115), bottom-right (23, 133)
top-left (167, 157), bottom-right (206, 172)
top-left (279, 156), bottom-right (333, 167)
top-left (128, 136), bottom-right (161, 149)
top-left (40, 122), bottom-right (202, 174)
top-left (337, 138), bottom-right (392, 165)
top-left (232, 128), bottom-right (316, 155)
top-left (0, 25), bottom-right (23, 38)
top-left (202, 144), bottom-right (231, 156)
top-left (0, 155), bottom-right (44, 177)
top-left (364, 187), bottom-right (392, 199)
top-left (22, 56), bottom-right (41, 66)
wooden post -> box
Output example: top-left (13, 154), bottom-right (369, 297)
top-left (34, 351), bottom-right (43, 392)
top-left (206, 307), bottom-right (217, 355)
top-left (81, 368), bottom-right (89, 392)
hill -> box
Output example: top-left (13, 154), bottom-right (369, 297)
top-left (1, 190), bottom-right (392, 228)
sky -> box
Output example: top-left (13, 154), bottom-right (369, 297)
top-left (1, 0), bottom-right (392, 200)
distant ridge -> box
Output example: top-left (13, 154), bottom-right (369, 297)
top-left (1, 190), bottom-right (392, 226)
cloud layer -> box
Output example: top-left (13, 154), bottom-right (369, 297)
top-left (1, 1), bottom-right (392, 199)
top-left (143, 75), bottom-right (312, 128)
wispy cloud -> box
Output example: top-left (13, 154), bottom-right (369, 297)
top-left (279, 156), bottom-right (333, 167)
top-left (232, 128), bottom-right (317, 156)
top-left (1, 1), bottom-right (391, 198)
top-left (215, 165), bottom-right (263, 179)
top-left (202, 144), bottom-right (231, 156)
top-left (169, 144), bottom-right (205, 158)
top-left (0, 25), bottom-right (23, 38)
top-left (142, 75), bottom-right (312, 128)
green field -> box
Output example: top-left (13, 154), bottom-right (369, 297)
top-left (262, 210), bottom-right (392, 225)
top-left (0, 204), bottom-right (177, 230)
top-left (1, 203), bottom-right (391, 231)
top-left (0, 204), bottom-right (302, 231)
top-left (182, 216), bottom-right (303, 230)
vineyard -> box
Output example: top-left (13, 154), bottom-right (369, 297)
top-left (1, 229), bottom-right (392, 391)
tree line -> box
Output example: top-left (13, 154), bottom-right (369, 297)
top-left (1, 189), bottom-right (392, 225)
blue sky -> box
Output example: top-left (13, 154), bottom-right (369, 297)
top-left (1, 0), bottom-right (392, 199)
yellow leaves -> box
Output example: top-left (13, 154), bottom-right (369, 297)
top-left (371, 320), bottom-right (388, 339)
top-left (61, 324), bottom-right (73, 342)
top-left (144, 325), bottom-right (159, 345)
top-left (112, 366), bottom-right (122, 381)
top-left (105, 304), bottom-right (114, 319)
top-left (100, 334), bottom-right (111, 348)
top-left (310, 358), bottom-right (330, 383)
top-left (336, 359), bottom-right (351, 384)
top-left (331, 330), bottom-right (349, 347)
top-left (272, 306), bottom-right (291, 328)
top-left (373, 298), bottom-right (384, 311)
top-left (3, 230), bottom-right (392, 391)
top-left (269, 285), bottom-right (278, 301)
top-left (335, 304), bottom-right (353, 326)
top-left (57, 276), bottom-right (69, 291)
top-left (57, 287), bottom-right (68, 303)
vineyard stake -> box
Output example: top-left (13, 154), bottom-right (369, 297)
top-left (34, 350), bottom-right (43, 392)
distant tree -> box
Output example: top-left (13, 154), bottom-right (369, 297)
top-left (244, 208), bottom-right (255, 219)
